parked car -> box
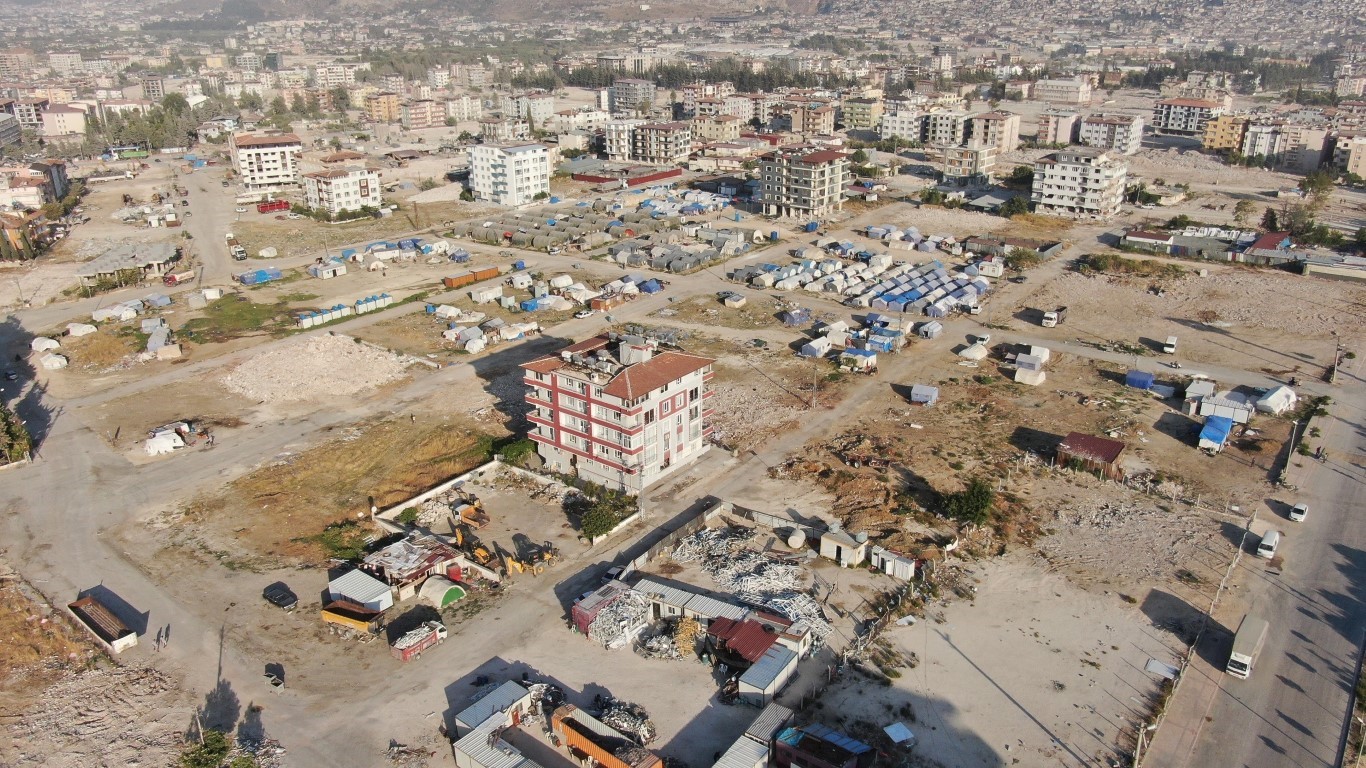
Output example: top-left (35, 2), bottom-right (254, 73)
top-left (1289, 503), bottom-right (1308, 522)
top-left (221, 180), bottom-right (230, 187)
top-left (235, 207), bottom-right (247, 213)
top-left (574, 309), bottom-right (596, 319)
top-left (180, 200), bottom-right (189, 207)
top-left (262, 582), bottom-right (298, 611)
top-left (602, 565), bottom-right (625, 583)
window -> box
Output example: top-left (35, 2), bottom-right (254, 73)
top-left (644, 409), bottom-right (655, 425)
top-left (660, 399), bottom-right (671, 415)
top-left (689, 387), bottom-right (699, 402)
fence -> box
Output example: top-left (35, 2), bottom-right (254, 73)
top-left (624, 499), bottom-right (729, 572)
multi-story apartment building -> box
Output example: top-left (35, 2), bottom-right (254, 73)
top-left (841, 97), bottom-right (883, 130)
top-left (1240, 122), bottom-right (1329, 173)
top-left (400, 99), bottom-right (445, 129)
top-left (968, 111), bottom-right (1021, 153)
top-left (1031, 147), bottom-right (1126, 219)
top-left (759, 146), bottom-right (850, 218)
top-left (140, 75), bottom-right (166, 101)
top-left (445, 94), bottom-right (483, 123)
top-left (630, 122), bottom-right (693, 165)
top-left (365, 92), bottom-right (401, 123)
top-left (1078, 114), bottom-right (1144, 155)
top-left (1336, 135), bottom-right (1366, 177)
top-left (235, 53), bottom-right (262, 73)
top-left (303, 166), bottom-right (380, 215)
top-left (692, 114), bottom-right (743, 144)
top-left (609, 78), bottom-right (655, 115)
top-left (1036, 109), bottom-right (1079, 145)
top-left (1202, 113), bottom-right (1249, 152)
top-left (549, 108), bottom-right (610, 134)
top-left (1034, 77), bottom-right (1092, 105)
top-left (10, 99), bottom-right (48, 130)
top-left (0, 114), bottom-right (20, 147)
top-left (779, 101), bottom-right (836, 135)
top-left (879, 110), bottom-right (923, 142)
top-left (1151, 98), bottom-right (1224, 137)
top-left (0, 49), bottom-right (35, 81)
top-left (681, 81), bottom-right (736, 117)
top-left (427, 67), bottom-right (450, 89)
top-left (942, 143), bottom-right (997, 186)
top-left (605, 119), bottom-right (644, 161)
top-left (470, 143), bottom-right (551, 207)
top-left (924, 110), bottom-right (970, 147)
top-left (521, 334), bottom-right (715, 494)
top-left (312, 63), bottom-right (358, 89)
top-left (230, 132), bottom-right (303, 190)
top-left (47, 53), bottom-right (82, 75)
top-left (38, 105), bottom-right (85, 142)
top-left (511, 93), bottom-right (556, 129)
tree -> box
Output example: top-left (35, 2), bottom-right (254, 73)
top-left (1300, 169), bottom-right (1334, 211)
top-left (1357, 227), bottom-right (1366, 248)
top-left (160, 93), bottom-right (190, 115)
top-left (998, 196), bottom-right (1030, 218)
top-left (180, 730), bottom-right (231, 768)
top-left (1260, 207), bottom-right (1279, 231)
top-left (942, 478), bottom-right (994, 526)
top-left (268, 96), bottom-right (288, 116)
top-left (238, 93), bottom-right (263, 111)
top-left (290, 94), bottom-right (307, 115)
top-left (328, 86), bottom-right (350, 111)
top-left (1007, 164), bottom-right (1033, 186)
top-left (1233, 199), bottom-right (1255, 226)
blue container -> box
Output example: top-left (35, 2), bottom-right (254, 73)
top-left (770, 231), bottom-right (779, 241)
top-left (1125, 370), bottom-right (1155, 390)
top-left (425, 304), bottom-right (436, 314)
top-left (806, 222), bottom-right (819, 233)
top-left (513, 260), bottom-right (526, 271)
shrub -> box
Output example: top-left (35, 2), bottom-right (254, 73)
top-left (942, 478), bottom-right (994, 525)
top-left (498, 437), bottom-right (537, 466)
top-left (180, 731), bottom-right (231, 768)
top-left (396, 507), bottom-right (419, 525)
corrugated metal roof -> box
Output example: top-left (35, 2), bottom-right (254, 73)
top-left (745, 702), bottom-right (794, 742)
top-left (740, 645), bottom-right (798, 691)
top-left (684, 594), bottom-right (747, 621)
top-left (633, 577), bottom-right (695, 608)
top-left (453, 716), bottom-right (543, 768)
top-left (713, 733), bottom-right (769, 768)
top-left (710, 617), bottom-right (780, 663)
top-left (455, 681), bottom-right (529, 729)
top-left (327, 569), bottom-right (391, 604)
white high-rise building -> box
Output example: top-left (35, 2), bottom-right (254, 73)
top-left (1079, 114), bottom-right (1145, 155)
top-left (470, 143), bottom-right (551, 207)
top-left (1031, 147), bottom-right (1127, 219)
top-left (303, 167), bottom-right (380, 215)
top-left (230, 132), bottom-right (303, 190)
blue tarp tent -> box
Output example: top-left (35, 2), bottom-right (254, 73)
top-left (639, 279), bottom-right (663, 294)
top-left (1199, 416), bottom-right (1234, 452)
top-left (1126, 370), bottom-right (1155, 390)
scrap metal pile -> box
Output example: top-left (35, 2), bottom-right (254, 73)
top-left (637, 632), bottom-right (682, 660)
top-left (673, 527), bottom-right (834, 645)
top-left (587, 589), bottom-right (650, 649)
top-left (599, 698), bottom-right (657, 745)
top-left (521, 682), bottom-right (565, 726)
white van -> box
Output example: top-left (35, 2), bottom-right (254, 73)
top-left (1289, 503), bottom-right (1308, 522)
top-left (1257, 530), bottom-right (1281, 558)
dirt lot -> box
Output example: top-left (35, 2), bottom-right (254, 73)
top-left (651, 293), bottom-right (783, 331)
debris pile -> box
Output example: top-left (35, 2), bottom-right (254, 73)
top-left (673, 617), bottom-right (702, 653)
top-left (763, 593), bottom-right (834, 644)
top-left (637, 632), bottom-right (682, 660)
top-left (1038, 499), bottom-right (1218, 586)
top-left (234, 739), bottom-right (287, 768)
top-left (221, 334), bottom-right (411, 403)
top-left (526, 682), bottom-right (565, 722)
top-left (587, 590), bottom-right (649, 649)
top-left (600, 699), bottom-right (657, 744)
top-left (386, 743), bottom-right (434, 767)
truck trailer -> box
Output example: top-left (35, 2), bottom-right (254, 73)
top-left (1226, 614), bottom-right (1269, 679)
top-left (1041, 306), bottom-right (1068, 328)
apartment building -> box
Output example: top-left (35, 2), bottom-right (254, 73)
top-left (0, 114), bottom-right (20, 147)
top-left (549, 108), bottom-right (610, 134)
top-left (942, 142), bottom-right (997, 186)
top-left (312, 63), bottom-right (358, 89)
top-left (235, 53), bottom-right (262, 72)
top-left (470, 143), bottom-right (551, 207)
top-left (692, 114), bottom-right (743, 144)
top-left (681, 81), bottom-right (736, 117)
top-left (521, 334), bottom-right (715, 494)
top-left (841, 97), bottom-right (883, 130)
top-left (605, 119), bottom-right (644, 161)
top-left (781, 102), bottom-right (837, 135)
top-left (445, 94), bottom-right (482, 122)
top-left (512, 93), bottom-right (557, 129)
top-left (230, 132), bottom-right (303, 190)
top-left (38, 105), bottom-right (85, 141)
top-left (139, 76), bottom-right (166, 101)
top-left (47, 53), bottom-right (82, 75)
top-left (365, 92), bottom-right (401, 123)
top-left (924, 110), bottom-right (970, 147)
top-left (1031, 147), bottom-right (1127, 219)
top-left (1202, 114), bottom-right (1249, 152)
top-left (879, 110), bottom-right (923, 142)
top-left (631, 122), bottom-right (693, 165)
top-left (1034, 77), bottom-right (1092, 105)
top-left (0, 49), bottom-right (36, 81)
top-left (759, 146), bottom-right (850, 218)
top-left (609, 78), bottom-right (655, 114)
top-left (1240, 122), bottom-right (1329, 173)
top-left (969, 111), bottom-right (1021, 152)
top-left (1337, 135), bottom-right (1366, 177)
top-left (1151, 98), bottom-right (1224, 137)
top-left (400, 99), bottom-right (445, 129)
top-left (427, 67), bottom-right (450, 89)
top-left (1078, 114), bottom-right (1144, 155)
top-left (1036, 109), bottom-right (1079, 145)
top-left (10, 99), bottom-right (48, 130)
top-left (303, 166), bottom-right (380, 215)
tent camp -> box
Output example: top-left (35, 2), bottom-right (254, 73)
top-left (1256, 385), bottom-right (1297, 415)
top-left (958, 342), bottom-right (988, 361)
top-left (800, 336), bottom-right (832, 358)
top-left (419, 576), bottom-right (467, 608)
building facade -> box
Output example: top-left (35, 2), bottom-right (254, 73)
top-left (1202, 113), bottom-right (1249, 152)
top-left (1035, 109), bottom-right (1079, 145)
top-left (1151, 98), bottom-right (1224, 136)
top-left (365, 92), bottom-right (401, 124)
top-left (609, 78), bottom-right (655, 114)
top-left (1034, 77), bottom-right (1092, 105)
top-left (469, 143), bottom-right (551, 207)
top-left (400, 99), bottom-right (445, 129)
top-left (1031, 147), bottom-right (1127, 219)
top-left (605, 119), bottom-right (644, 161)
top-left (303, 166), bottom-right (380, 215)
top-left (841, 97), bottom-right (883, 130)
top-left (521, 335), bottom-right (716, 494)
top-left (692, 114), bottom-right (743, 144)
top-left (230, 132), bottom-right (303, 190)
top-left (1078, 114), bottom-right (1144, 155)
top-left (759, 147), bottom-right (850, 218)
top-left (879, 109), bottom-right (923, 141)
top-left (924, 110), bottom-right (969, 147)
top-left (942, 143), bottom-right (997, 186)
top-left (968, 111), bottom-right (1021, 152)
top-left (631, 122), bottom-right (693, 165)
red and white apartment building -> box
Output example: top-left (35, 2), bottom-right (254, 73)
top-left (521, 334), bottom-right (716, 494)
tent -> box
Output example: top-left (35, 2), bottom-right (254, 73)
top-left (39, 353), bottom-right (67, 370)
top-left (418, 576), bottom-right (467, 608)
top-left (1198, 416), bottom-right (1234, 453)
top-left (917, 321), bottom-right (943, 339)
top-left (800, 337), bottom-right (832, 358)
top-left (778, 308), bottom-right (811, 327)
top-left (30, 337), bottom-right (60, 352)
top-left (1125, 370), bottom-right (1155, 390)
top-left (909, 384), bottom-right (939, 406)
top-left (1014, 368), bottom-right (1046, 386)
top-left (66, 323), bottom-right (97, 337)
top-left (1255, 385), bottom-right (1297, 415)
top-left (959, 343), bottom-right (988, 361)
top-left (145, 431), bottom-right (185, 456)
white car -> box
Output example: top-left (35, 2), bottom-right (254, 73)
top-left (1289, 503), bottom-right (1308, 522)
top-left (574, 309), bottom-right (596, 319)
top-left (235, 207), bottom-right (247, 213)
top-left (286, 213), bottom-right (302, 220)
top-left (975, 333), bottom-right (991, 345)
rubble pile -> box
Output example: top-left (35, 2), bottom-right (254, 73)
top-left (1038, 499), bottom-right (1217, 586)
top-left (764, 593), bottom-right (834, 644)
top-left (600, 699), bottom-right (657, 744)
top-left (234, 739), bottom-right (287, 768)
top-left (413, 488), bottom-right (466, 527)
top-left (587, 590), bottom-right (649, 649)
top-left (386, 743), bottom-right (434, 767)
top-left (526, 682), bottom-right (565, 722)
top-left (673, 617), bottom-right (702, 654)
top-left (674, 528), bottom-right (804, 604)
top-left (671, 526), bottom-right (756, 563)
top-left (637, 632), bottom-right (682, 660)
top-left (222, 334), bottom-right (411, 403)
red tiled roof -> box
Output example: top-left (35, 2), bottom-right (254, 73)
top-left (233, 132), bottom-right (302, 147)
top-left (1156, 98), bottom-right (1220, 108)
top-left (707, 617), bottom-right (779, 663)
top-left (601, 350), bottom-right (712, 400)
top-left (799, 149), bottom-right (848, 165)
top-left (1249, 231), bottom-right (1291, 251)
top-left (1058, 432), bottom-right (1125, 464)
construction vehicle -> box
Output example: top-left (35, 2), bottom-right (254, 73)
top-left (504, 556), bottom-right (544, 576)
top-left (453, 524), bottom-right (495, 566)
top-left (321, 600), bottom-right (384, 635)
top-left (527, 540), bottom-right (560, 567)
top-left (454, 496), bottom-right (490, 529)
top-left (390, 621), bottom-right (447, 662)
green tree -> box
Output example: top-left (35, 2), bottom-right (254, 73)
top-left (1299, 169), bottom-right (1334, 211)
top-left (290, 94), bottom-right (307, 115)
top-left (180, 730), bottom-right (231, 768)
top-left (1356, 227), bottom-right (1366, 248)
top-left (1260, 207), bottom-right (1279, 231)
top-left (328, 87), bottom-right (351, 111)
top-left (238, 93), bottom-right (263, 111)
top-left (850, 149), bottom-right (869, 164)
top-left (161, 93), bottom-right (190, 115)
top-left (998, 196), bottom-right (1029, 218)
top-left (942, 478), bottom-right (995, 526)
top-left (1232, 199), bottom-right (1255, 226)
top-left (268, 96), bottom-right (288, 116)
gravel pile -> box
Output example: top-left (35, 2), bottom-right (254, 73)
top-left (222, 335), bottom-right (411, 403)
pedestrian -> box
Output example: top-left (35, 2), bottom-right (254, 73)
top-left (163, 624), bottom-right (171, 647)
top-left (154, 627), bottom-right (163, 651)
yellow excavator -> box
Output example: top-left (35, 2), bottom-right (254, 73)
top-left (453, 524), bottom-right (495, 567)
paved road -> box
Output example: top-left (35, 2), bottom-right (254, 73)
top-left (1145, 358), bottom-right (1366, 768)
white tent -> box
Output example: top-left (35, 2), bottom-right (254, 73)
top-left (800, 337), bottom-right (832, 358)
top-left (39, 353), bottom-right (67, 370)
top-left (30, 337), bottom-right (60, 352)
top-left (145, 431), bottom-right (185, 456)
top-left (1015, 368), bottom-right (1047, 386)
top-left (959, 343), bottom-right (988, 361)
top-left (1255, 385), bottom-right (1297, 415)
top-left (433, 305), bottom-right (461, 319)
top-left (66, 323), bottom-right (97, 337)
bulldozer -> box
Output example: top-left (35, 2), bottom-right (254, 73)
top-left (528, 540), bottom-right (561, 567)
top-left (453, 524), bottom-right (495, 567)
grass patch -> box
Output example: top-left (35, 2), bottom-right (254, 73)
top-left (180, 296), bottom-right (290, 343)
top-left (278, 292), bottom-right (321, 302)
top-left (64, 331), bottom-right (141, 367)
top-left (1075, 253), bottom-right (1185, 278)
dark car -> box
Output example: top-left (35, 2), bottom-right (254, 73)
top-left (262, 582), bottom-right (298, 611)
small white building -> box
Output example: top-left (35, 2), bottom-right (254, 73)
top-left (304, 166), bottom-right (381, 216)
top-left (328, 569), bottom-right (394, 612)
top-left (819, 526), bottom-right (869, 567)
top-left (869, 545), bottom-right (918, 580)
